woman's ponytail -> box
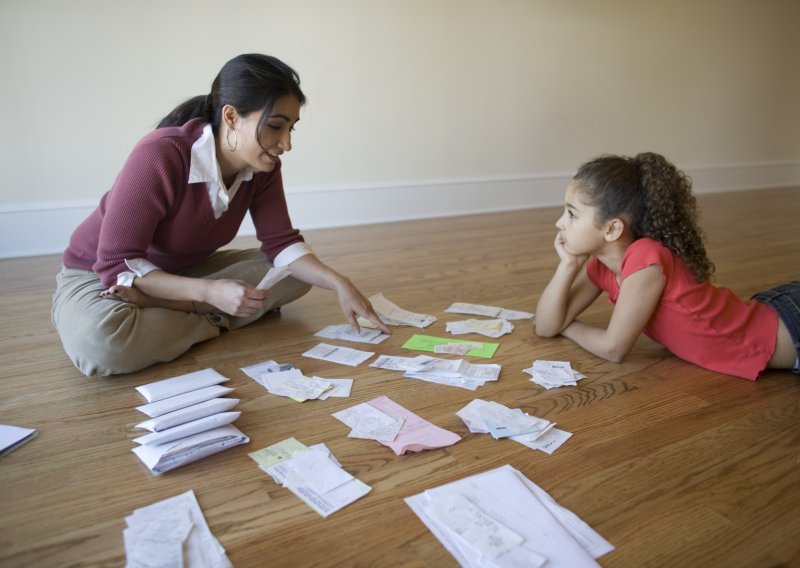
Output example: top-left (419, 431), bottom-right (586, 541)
top-left (157, 94), bottom-right (212, 128)
top-left (634, 153), bottom-right (715, 282)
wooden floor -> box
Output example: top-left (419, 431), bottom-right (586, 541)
top-left (1, 186), bottom-right (799, 567)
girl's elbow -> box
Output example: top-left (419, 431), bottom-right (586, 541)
top-left (534, 321), bottom-right (559, 338)
top-left (605, 343), bottom-right (632, 364)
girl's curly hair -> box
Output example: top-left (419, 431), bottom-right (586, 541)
top-left (573, 152), bottom-right (715, 282)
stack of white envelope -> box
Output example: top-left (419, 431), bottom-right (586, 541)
top-left (524, 360), bottom-right (588, 389)
top-left (405, 464), bottom-right (614, 567)
top-left (132, 368), bottom-right (248, 474)
top-left (457, 399), bottom-right (572, 454)
top-left (124, 490), bottom-right (232, 568)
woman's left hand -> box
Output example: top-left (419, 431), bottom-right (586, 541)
top-left (334, 278), bottom-right (391, 335)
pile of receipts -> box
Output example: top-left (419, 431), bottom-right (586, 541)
top-left (446, 318), bottom-right (515, 338)
top-left (359, 293), bottom-right (437, 328)
top-left (332, 395), bottom-right (461, 455)
top-left (124, 490), bottom-right (232, 568)
top-left (457, 399), bottom-right (572, 454)
top-left (315, 324), bottom-right (389, 345)
top-left (405, 465), bottom-right (614, 567)
top-left (524, 360), bottom-right (588, 389)
top-left (241, 360), bottom-right (352, 401)
top-left (445, 302), bottom-right (534, 321)
top-left (249, 438), bottom-right (370, 518)
top-left (132, 369), bottom-right (248, 474)
top-left (371, 354), bottom-right (501, 390)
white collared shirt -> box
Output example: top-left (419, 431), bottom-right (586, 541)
top-left (116, 124), bottom-right (312, 286)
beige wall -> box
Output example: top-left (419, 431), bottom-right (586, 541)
top-left (0, 0), bottom-right (798, 254)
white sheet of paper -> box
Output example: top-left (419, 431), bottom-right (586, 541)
top-left (425, 493), bottom-right (527, 560)
top-left (302, 343), bottom-right (374, 367)
top-left (135, 385), bottom-right (235, 418)
top-left (369, 293), bottom-right (437, 328)
top-left (314, 377), bottom-right (353, 400)
top-left (290, 449), bottom-right (355, 494)
top-left (125, 490), bottom-right (231, 568)
top-left (256, 266), bottom-right (291, 290)
top-left (445, 302), bottom-right (503, 317)
top-left (240, 360), bottom-right (294, 380)
top-left (315, 324), bottom-right (389, 344)
top-left (511, 427), bottom-right (572, 454)
top-left (333, 403), bottom-right (405, 442)
top-left (266, 449), bottom-right (371, 518)
top-left (135, 398), bottom-right (240, 432)
top-left (135, 368), bottom-right (229, 403)
top-left (406, 465), bottom-right (610, 567)
top-left (0, 424), bottom-right (37, 456)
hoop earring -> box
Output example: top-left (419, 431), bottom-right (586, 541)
top-left (225, 128), bottom-right (238, 152)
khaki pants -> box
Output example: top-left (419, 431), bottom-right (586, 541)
top-left (52, 249), bottom-right (311, 377)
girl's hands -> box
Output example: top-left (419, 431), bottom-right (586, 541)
top-left (554, 233), bottom-right (589, 268)
top-left (334, 278), bottom-right (391, 335)
top-left (204, 279), bottom-right (270, 317)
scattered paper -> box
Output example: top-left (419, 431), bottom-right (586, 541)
top-left (446, 318), bottom-right (514, 338)
top-left (255, 368), bottom-right (332, 401)
top-left (256, 266), bottom-right (291, 290)
top-left (302, 343), bottom-right (374, 367)
top-left (124, 490), bottom-right (232, 568)
top-left (400, 357), bottom-right (501, 390)
top-left (524, 360), bottom-right (588, 389)
top-left (314, 377), bottom-right (353, 400)
top-left (446, 302), bottom-right (534, 321)
top-left (255, 439), bottom-right (371, 517)
top-left (402, 334), bottom-right (499, 358)
top-left (0, 424), bottom-right (37, 456)
top-left (365, 293), bottom-right (437, 328)
top-left (333, 402), bottom-right (405, 442)
top-left (434, 342), bottom-right (484, 355)
top-left (456, 399), bottom-right (571, 454)
top-left (406, 465), bottom-right (613, 567)
top-left (315, 324), bottom-right (389, 345)
top-left (425, 493), bottom-right (528, 561)
top-left (333, 396), bottom-right (461, 455)
top-left (240, 360), bottom-right (294, 380)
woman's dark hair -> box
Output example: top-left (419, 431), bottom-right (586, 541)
top-left (157, 53), bottom-right (305, 140)
top-left (573, 152), bottom-right (715, 282)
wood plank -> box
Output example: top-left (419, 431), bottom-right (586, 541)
top-left (0, 186), bottom-right (798, 567)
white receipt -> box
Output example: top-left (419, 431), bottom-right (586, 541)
top-left (426, 493), bottom-right (527, 560)
top-left (256, 266), bottom-right (291, 290)
top-left (302, 343), bottom-right (375, 367)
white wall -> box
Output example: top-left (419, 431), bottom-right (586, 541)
top-left (1, 0), bottom-right (799, 257)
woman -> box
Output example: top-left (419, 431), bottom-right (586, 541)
top-left (52, 53), bottom-right (389, 376)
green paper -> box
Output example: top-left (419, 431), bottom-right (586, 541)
top-left (401, 334), bottom-right (499, 358)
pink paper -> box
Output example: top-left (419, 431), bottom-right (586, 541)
top-left (365, 396), bottom-right (461, 455)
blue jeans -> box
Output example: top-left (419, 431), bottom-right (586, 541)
top-left (752, 281), bottom-right (800, 373)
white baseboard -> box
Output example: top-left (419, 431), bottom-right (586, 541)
top-left (2, 162), bottom-right (798, 259)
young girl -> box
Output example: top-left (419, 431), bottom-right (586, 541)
top-left (52, 54), bottom-right (389, 377)
top-left (535, 152), bottom-right (799, 380)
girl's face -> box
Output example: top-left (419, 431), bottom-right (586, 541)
top-left (555, 182), bottom-right (607, 256)
top-left (233, 95), bottom-right (301, 173)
